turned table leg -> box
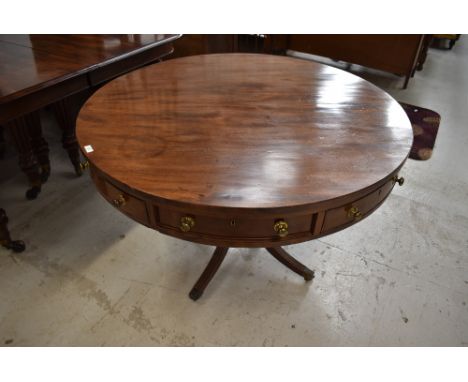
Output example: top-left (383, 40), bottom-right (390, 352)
top-left (52, 88), bottom-right (99, 176)
top-left (53, 97), bottom-right (83, 176)
top-left (27, 111), bottom-right (50, 183)
top-left (6, 113), bottom-right (44, 200)
top-left (0, 209), bottom-right (26, 253)
top-left (188, 246), bottom-right (314, 301)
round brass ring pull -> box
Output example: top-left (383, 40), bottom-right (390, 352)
top-left (180, 216), bottom-right (195, 232)
top-left (112, 194), bottom-right (126, 208)
top-left (393, 175), bottom-right (405, 186)
top-left (347, 206), bottom-right (362, 221)
top-left (273, 220), bottom-right (289, 238)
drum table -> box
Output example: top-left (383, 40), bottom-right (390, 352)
top-left (76, 54), bottom-right (413, 300)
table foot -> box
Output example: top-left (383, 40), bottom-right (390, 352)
top-left (189, 247), bottom-right (229, 301)
top-left (188, 246), bottom-right (314, 300)
top-left (0, 209), bottom-right (26, 253)
top-left (266, 247), bottom-right (315, 281)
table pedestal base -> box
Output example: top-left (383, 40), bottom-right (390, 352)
top-left (189, 246), bottom-right (315, 301)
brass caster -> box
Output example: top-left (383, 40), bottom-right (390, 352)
top-left (74, 160), bottom-right (89, 176)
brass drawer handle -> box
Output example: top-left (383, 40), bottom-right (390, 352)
top-left (180, 216), bottom-right (195, 232)
top-left (273, 220), bottom-right (289, 238)
top-left (112, 194), bottom-right (126, 208)
top-left (393, 175), bottom-right (405, 186)
top-left (347, 206), bottom-right (362, 221)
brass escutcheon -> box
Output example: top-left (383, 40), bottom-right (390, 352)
top-left (273, 220), bottom-right (289, 238)
top-left (347, 206), bottom-right (362, 221)
top-left (180, 216), bottom-right (195, 232)
top-left (112, 194), bottom-right (126, 208)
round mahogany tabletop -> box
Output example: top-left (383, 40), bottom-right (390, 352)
top-left (77, 53), bottom-right (412, 213)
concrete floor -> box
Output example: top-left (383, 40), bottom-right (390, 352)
top-left (1, 38), bottom-right (467, 346)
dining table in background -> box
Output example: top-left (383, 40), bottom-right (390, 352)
top-left (0, 34), bottom-right (180, 252)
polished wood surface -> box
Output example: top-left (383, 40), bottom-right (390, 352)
top-left (77, 54), bottom-right (413, 212)
top-left (0, 34), bottom-right (179, 124)
top-left (77, 53), bottom-right (412, 298)
top-left (286, 35), bottom-right (424, 74)
top-left (168, 35), bottom-right (427, 88)
top-left (0, 34), bottom-right (179, 200)
top-left (1, 35), bottom-right (179, 256)
top-left (0, 40), bottom-right (84, 104)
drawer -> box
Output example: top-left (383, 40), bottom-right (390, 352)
top-left (321, 178), bottom-right (395, 233)
top-left (94, 176), bottom-right (150, 226)
top-left (156, 206), bottom-right (315, 240)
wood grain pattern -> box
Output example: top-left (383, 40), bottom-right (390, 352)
top-left (76, 52), bottom-right (414, 297)
top-left (0, 40), bottom-right (81, 102)
top-left (167, 35), bottom-right (427, 88)
top-left (77, 54), bottom-right (413, 211)
top-left (0, 34), bottom-right (178, 200)
top-left (0, 34), bottom-right (179, 124)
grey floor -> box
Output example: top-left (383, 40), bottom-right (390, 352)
top-left (1, 38), bottom-right (467, 346)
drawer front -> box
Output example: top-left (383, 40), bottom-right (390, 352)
top-left (321, 178), bottom-right (395, 233)
top-left (156, 206), bottom-right (314, 240)
top-left (94, 175), bottom-right (150, 226)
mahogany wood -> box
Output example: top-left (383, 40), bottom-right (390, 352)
top-left (321, 177), bottom-right (395, 233)
top-left (0, 35), bottom-right (179, 259)
top-left (0, 35), bottom-right (179, 195)
top-left (0, 34), bottom-right (179, 123)
top-left (6, 113), bottom-right (43, 199)
top-left (92, 172), bottom-right (151, 227)
top-left (28, 111), bottom-right (50, 183)
top-left (170, 35), bottom-right (238, 59)
top-left (266, 247), bottom-right (315, 281)
top-left (51, 89), bottom-right (100, 176)
top-left (189, 247), bottom-right (229, 301)
top-left (169, 35), bottom-right (428, 88)
top-left (77, 54), bottom-right (412, 211)
top-left (76, 54), bottom-right (413, 298)
top-left (273, 35), bottom-right (426, 89)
